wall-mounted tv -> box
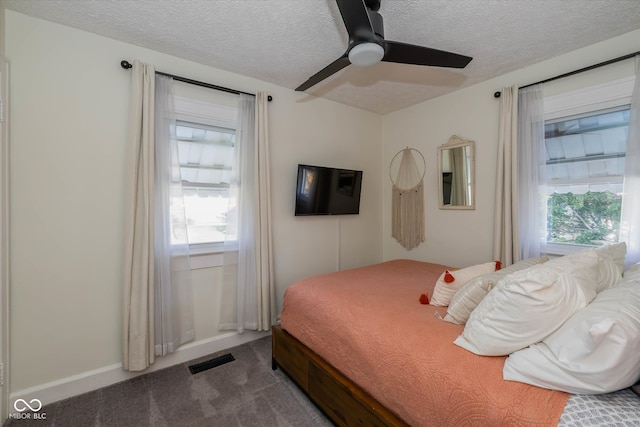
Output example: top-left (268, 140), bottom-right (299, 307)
top-left (295, 164), bottom-right (363, 216)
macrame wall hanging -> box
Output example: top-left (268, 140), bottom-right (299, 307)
top-left (390, 147), bottom-right (426, 250)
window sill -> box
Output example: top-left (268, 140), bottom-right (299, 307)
top-left (187, 243), bottom-right (238, 270)
top-left (542, 242), bottom-right (596, 258)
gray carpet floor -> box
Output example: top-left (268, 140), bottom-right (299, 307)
top-left (5, 336), bottom-right (333, 427)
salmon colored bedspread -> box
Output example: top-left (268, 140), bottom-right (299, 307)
top-left (280, 259), bottom-right (569, 427)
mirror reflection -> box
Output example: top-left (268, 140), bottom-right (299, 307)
top-left (438, 136), bottom-right (475, 210)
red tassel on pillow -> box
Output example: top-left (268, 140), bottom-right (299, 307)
top-left (419, 293), bottom-right (430, 304)
top-left (444, 270), bottom-right (455, 283)
top-left (495, 261), bottom-right (502, 271)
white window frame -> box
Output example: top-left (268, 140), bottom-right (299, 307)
top-left (543, 76), bottom-right (633, 256)
top-left (174, 95), bottom-right (237, 267)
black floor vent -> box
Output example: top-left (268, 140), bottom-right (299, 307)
top-left (188, 353), bottom-right (235, 374)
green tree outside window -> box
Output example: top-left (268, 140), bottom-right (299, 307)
top-left (547, 191), bottom-right (621, 245)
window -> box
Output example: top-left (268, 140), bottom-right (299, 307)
top-left (173, 91), bottom-right (238, 257)
top-left (176, 121), bottom-right (235, 249)
top-left (545, 107), bottom-right (629, 249)
top-left (541, 75), bottom-right (635, 255)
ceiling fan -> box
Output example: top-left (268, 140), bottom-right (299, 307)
top-left (296, 0), bottom-right (473, 92)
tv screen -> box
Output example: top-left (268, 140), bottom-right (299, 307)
top-left (295, 164), bottom-right (363, 216)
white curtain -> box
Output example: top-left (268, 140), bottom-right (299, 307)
top-left (122, 61), bottom-right (195, 372)
top-left (620, 55), bottom-right (640, 267)
top-left (153, 75), bottom-right (195, 356)
top-left (122, 60), bottom-right (156, 371)
top-left (493, 85), bottom-right (520, 265)
top-left (517, 85), bottom-right (546, 259)
top-left (220, 92), bottom-right (275, 333)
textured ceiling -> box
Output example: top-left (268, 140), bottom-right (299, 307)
top-left (3, 0), bottom-right (640, 114)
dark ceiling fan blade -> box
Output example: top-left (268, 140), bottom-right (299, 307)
top-left (382, 40), bottom-right (472, 68)
top-left (296, 54), bottom-right (351, 91)
top-left (336, 0), bottom-right (376, 42)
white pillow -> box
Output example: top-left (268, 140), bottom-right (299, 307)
top-left (624, 262), bottom-right (640, 280)
top-left (594, 242), bottom-right (626, 292)
top-left (443, 256), bottom-right (548, 324)
top-left (503, 275), bottom-right (640, 394)
top-left (429, 261), bottom-right (497, 307)
top-left (454, 249), bottom-right (600, 356)
top-left (596, 242), bottom-right (626, 274)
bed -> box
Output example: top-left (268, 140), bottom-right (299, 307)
top-left (272, 258), bottom-right (640, 426)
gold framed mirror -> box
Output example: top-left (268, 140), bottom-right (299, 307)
top-left (438, 135), bottom-right (475, 210)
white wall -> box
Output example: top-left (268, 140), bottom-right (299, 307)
top-left (4, 10), bottom-right (382, 399)
top-left (382, 29), bottom-right (640, 268)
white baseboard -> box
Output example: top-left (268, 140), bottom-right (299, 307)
top-left (9, 330), bottom-right (269, 410)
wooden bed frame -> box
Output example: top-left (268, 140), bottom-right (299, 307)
top-left (271, 325), bottom-right (408, 426)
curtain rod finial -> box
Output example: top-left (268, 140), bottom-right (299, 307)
top-left (121, 60), bottom-right (132, 70)
top-left (494, 91), bottom-right (502, 98)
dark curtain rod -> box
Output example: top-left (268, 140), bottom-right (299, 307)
top-left (493, 50), bottom-right (640, 98)
top-left (120, 60), bottom-right (272, 101)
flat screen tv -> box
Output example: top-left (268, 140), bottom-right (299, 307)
top-left (295, 164), bottom-right (363, 216)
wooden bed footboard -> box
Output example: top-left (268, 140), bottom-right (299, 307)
top-left (271, 325), bottom-right (408, 427)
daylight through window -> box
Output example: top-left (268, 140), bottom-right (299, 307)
top-left (175, 121), bottom-right (235, 247)
top-left (545, 106), bottom-right (629, 246)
